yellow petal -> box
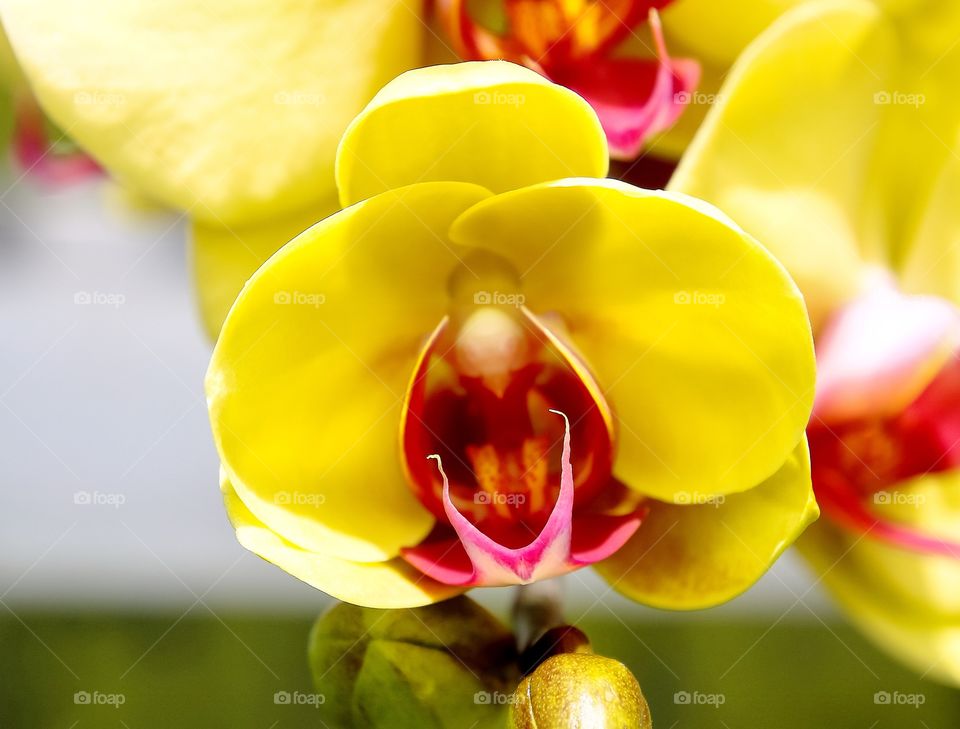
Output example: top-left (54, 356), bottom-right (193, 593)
top-left (669, 0), bottom-right (896, 329)
top-left (800, 472), bottom-right (960, 687)
top-left (191, 197), bottom-right (338, 340)
top-left (2, 0), bottom-right (423, 225)
top-left (899, 129), bottom-right (960, 306)
top-left (661, 0), bottom-right (803, 68)
top-left (336, 60), bottom-right (608, 207)
top-left (223, 476), bottom-right (462, 608)
top-left (207, 182), bottom-right (492, 562)
top-left (450, 179), bottom-right (814, 501)
top-left (596, 439), bottom-right (817, 610)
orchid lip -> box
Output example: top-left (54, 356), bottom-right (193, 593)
top-left (401, 408), bottom-right (644, 587)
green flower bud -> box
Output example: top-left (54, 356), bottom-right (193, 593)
top-left (309, 597), bottom-right (519, 729)
top-left (511, 653), bottom-right (652, 729)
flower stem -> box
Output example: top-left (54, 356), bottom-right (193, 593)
top-left (511, 578), bottom-right (565, 650)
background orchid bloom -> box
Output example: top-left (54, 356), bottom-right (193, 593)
top-left (434, 0), bottom-right (807, 162)
top-left (0, 0), bottom-right (428, 336)
top-left (207, 60), bottom-right (818, 609)
top-left (671, 0), bottom-right (960, 684)
top-left (435, 0), bottom-right (699, 160)
top-left (0, 26), bottom-right (97, 185)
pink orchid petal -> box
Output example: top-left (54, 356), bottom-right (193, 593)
top-left (905, 353), bottom-right (960, 469)
top-left (814, 278), bottom-right (960, 423)
top-left (570, 511), bottom-right (645, 565)
top-left (401, 537), bottom-right (477, 586)
top-left (553, 9), bottom-right (699, 160)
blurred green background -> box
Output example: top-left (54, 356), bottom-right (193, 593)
top-left (2, 611), bottom-right (957, 727)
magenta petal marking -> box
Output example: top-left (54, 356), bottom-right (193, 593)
top-left (427, 410), bottom-right (576, 586)
top-left (556, 9), bottom-right (700, 160)
top-left (819, 488), bottom-right (960, 559)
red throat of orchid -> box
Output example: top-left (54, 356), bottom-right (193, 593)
top-left (434, 0), bottom-right (700, 159)
top-left (807, 279), bottom-right (960, 558)
top-left (399, 302), bottom-right (646, 586)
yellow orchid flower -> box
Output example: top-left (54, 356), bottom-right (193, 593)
top-left (671, 0), bottom-right (960, 684)
top-left (207, 61), bottom-right (817, 609)
top-left (0, 0), bottom-right (428, 335)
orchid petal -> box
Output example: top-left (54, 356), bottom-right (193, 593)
top-left (800, 471), bottom-right (960, 686)
top-left (669, 0), bottom-right (895, 329)
top-left (190, 199), bottom-right (338, 339)
top-left (555, 10), bottom-right (699, 160)
top-left (414, 410), bottom-right (576, 587)
top-left (450, 179), bottom-right (814, 502)
top-left (336, 61), bottom-right (608, 206)
top-left (596, 439), bottom-right (817, 609)
top-left (207, 182), bottom-right (490, 563)
top-left (2, 0), bottom-right (423, 225)
top-left (814, 279), bottom-right (960, 422)
top-left (222, 475), bottom-right (462, 608)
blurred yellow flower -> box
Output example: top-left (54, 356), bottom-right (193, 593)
top-left (207, 61), bottom-right (817, 608)
top-left (672, 0), bottom-right (960, 685)
top-left (1, 0), bottom-right (429, 335)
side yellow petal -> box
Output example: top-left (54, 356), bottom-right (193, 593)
top-left (669, 0), bottom-right (896, 329)
top-left (191, 197), bottom-right (339, 340)
top-left (450, 179), bottom-right (814, 502)
top-left (595, 439), bottom-right (817, 610)
top-left (2, 0), bottom-right (423, 225)
top-left (223, 477), bottom-right (462, 608)
top-left (336, 60), bottom-right (608, 207)
top-left (800, 472), bottom-right (960, 687)
top-left (207, 182), bottom-right (492, 563)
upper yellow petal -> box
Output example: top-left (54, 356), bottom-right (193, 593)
top-left (207, 181), bottom-right (492, 562)
top-left (335, 60), bottom-right (609, 207)
top-left (450, 179), bottom-right (815, 501)
top-left (596, 439), bottom-right (817, 610)
top-left (2, 0), bottom-right (424, 224)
